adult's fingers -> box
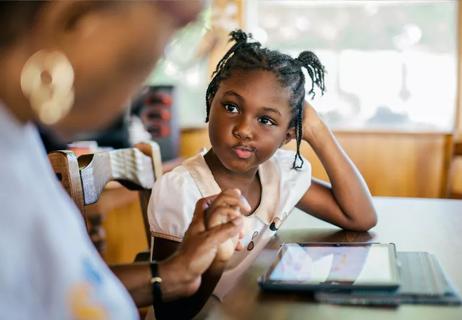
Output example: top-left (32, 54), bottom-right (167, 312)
top-left (189, 197), bottom-right (210, 234)
top-left (202, 194), bottom-right (218, 207)
top-left (208, 189), bottom-right (251, 215)
top-left (203, 217), bottom-right (244, 248)
top-left (189, 189), bottom-right (249, 236)
top-left (207, 206), bottom-right (244, 228)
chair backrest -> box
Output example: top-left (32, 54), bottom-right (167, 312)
top-left (48, 150), bottom-right (85, 213)
top-left (443, 138), bottom-right (462, 198)
top-left (48, 142), bottom-right (162, 246)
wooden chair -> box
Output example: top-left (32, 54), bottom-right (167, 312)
top-left (48, 150), bottom-right (85, 213)
top-left (444, 139), bottom-right (462, 198)
top-left (48, 142), bottom-right (163, 254)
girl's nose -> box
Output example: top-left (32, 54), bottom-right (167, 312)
top-left (232, 118), bottom-right (253, 140)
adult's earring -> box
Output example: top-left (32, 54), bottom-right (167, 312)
top-left (20, 50), bottom-right (75, 125)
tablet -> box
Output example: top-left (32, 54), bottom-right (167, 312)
top-left (258, 242), bottom-right (400, 291)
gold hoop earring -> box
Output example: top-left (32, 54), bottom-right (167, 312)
top-left (20, 50), bottom-right (75, 125)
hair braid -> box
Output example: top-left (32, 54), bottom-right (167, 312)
top-left (296, 51), bottom-right (326, 98)
top-left (293, 107), bottom-right (305, 169)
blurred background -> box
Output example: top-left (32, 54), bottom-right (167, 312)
top-left (143, 0), bottom-right (460, 199)
top-left (158, 0), bottom-right (457, 132)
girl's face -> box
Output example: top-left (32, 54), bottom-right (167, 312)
top-left (208, 69), bottom-right (294, 175)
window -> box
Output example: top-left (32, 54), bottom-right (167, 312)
top-left (148, 9), bottom-right (211, 127)
top-left (246, 0), bottom-right (457, 131)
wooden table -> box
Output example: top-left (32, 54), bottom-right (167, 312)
top-left (210, 197), bottom-right (462, 320)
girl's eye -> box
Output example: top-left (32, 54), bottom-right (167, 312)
top-left (223, 103), bottom-right (239, 113)
top-left (258, 116), bottom-right (276, 127)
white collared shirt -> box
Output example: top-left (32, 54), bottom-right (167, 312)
top-left (0, 103), bottom-right (138, 319)
top-left (148, 149), bottom-right (311, 300)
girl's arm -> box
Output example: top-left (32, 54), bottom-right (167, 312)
top-left (295, 102), bottom-right (377, 231)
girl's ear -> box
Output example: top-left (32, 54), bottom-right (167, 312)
top-left (281, 127), bottom-right (296, 146)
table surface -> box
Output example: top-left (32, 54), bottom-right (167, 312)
top-left (209, 197), bottom-right (462, 320)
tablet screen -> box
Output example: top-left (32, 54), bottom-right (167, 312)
top-left (264, 243), bottom-right (398, 287)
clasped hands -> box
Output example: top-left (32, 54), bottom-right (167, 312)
top-left (158, 189), bottom-right (249, 301)
top-left (204, 188), bottom-right (251, 262)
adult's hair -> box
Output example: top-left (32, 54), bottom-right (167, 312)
top-left (0, 2), bottom-right (44, 48)
top-left (205, 29), bottom-right (326, 169)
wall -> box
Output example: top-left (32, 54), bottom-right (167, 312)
top-left (180, 127), bottom-right (451, 198)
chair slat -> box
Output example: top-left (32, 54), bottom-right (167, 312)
top-left (48, 151), bottom-right (85, 213)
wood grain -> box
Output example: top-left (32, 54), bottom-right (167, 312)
top-left (287, 131), bottom-right (452, 198)
top-left (48, 151), bottom-right (85, 214)
top-left (445, 140), bottom-right (462, 198)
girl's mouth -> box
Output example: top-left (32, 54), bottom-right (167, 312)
top-left (232, 145), bottom-right (255, 159)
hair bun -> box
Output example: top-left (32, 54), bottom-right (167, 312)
top-left (229, 29), bottom-right (250, 44)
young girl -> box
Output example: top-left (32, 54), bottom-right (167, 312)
top-left (148, 30), bottom-right (377, 318)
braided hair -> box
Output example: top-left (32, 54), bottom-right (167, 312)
top-left (206, 30), bottom-right (326, 169)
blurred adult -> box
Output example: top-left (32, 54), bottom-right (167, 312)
top-left (0, 1), bottom-right (246, 319)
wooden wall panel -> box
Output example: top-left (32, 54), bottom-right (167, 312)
top-left (451, 159), bottom-right (462, 193)
top-left (180, 127), bottom-right (211, 157)
top-left (99, 189), bottom-right (148, 264)
top-left (287, 132), bottom-right (451, 198)
top-left (180, 127), bottom-right (451, 198)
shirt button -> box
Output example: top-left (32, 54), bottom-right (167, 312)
top-left (247, 241), bottom-right (255, 251)
top-left (269, 217), bottom-right (282, 231)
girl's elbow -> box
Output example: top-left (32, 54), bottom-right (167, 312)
top-left (357, 211), bottom-right (378, 231)
top-left (347, 210), bottom-right (377, 232)
top-left (362, 217), bottom-right (377, 231)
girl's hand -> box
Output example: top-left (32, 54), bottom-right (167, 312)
top-left (205, 189), bottom-right (251, 263)
top-left (301, 100), bottom-right (326, 144)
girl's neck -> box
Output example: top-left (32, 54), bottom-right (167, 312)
top-left (204, 149), bottom-right (258, 184)
top-left (204, 149), bottom-right (262, 213)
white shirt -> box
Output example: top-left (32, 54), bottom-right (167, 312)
top-left (148, 149), bottom-right (311, 300)
top-left (0, 103), bottom-right (138, 320)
